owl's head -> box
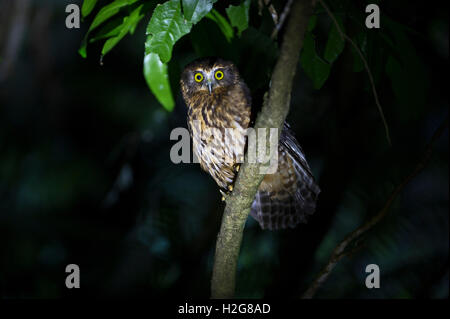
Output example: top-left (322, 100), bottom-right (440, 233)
top-left (180, 57), bottom-right (240, 96)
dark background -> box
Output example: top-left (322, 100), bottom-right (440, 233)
top-left (0, 0), bottom-right (448, 298)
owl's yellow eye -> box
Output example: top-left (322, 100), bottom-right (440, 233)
top-left (215, 70), bottom-right (224, 80)
top-left (194, 73), bottom-right (204, 82)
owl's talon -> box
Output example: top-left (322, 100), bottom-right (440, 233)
top-left (235, 165), bottom-right (240, 172)
top-left (228, 185), bottom-right (234, 192)
top-left (220, 190), bottom-right (227, 201)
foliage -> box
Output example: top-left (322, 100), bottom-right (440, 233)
top-left (225, 0), bottom-right (251, 36)
top-left (79, 0), bottom-right (426, 131)
top-left (80, 0), bottom-right (251, 111)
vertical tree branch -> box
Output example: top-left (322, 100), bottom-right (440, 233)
top-left (211, 0), bottom-right (315, 299)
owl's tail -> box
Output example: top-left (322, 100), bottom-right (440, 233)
top-left (249, 123), bottom-right (320, 230)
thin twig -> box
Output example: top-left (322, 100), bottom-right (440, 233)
top-left (271, 0), bottom-right (294, 39)
top-left (258, 0), bottom-right (264, 16)
top-left (268, 4), bottom-right (279, 24)
top-left (302, 116), bottom-right (448, 299)
top-left (318, 0), bottom-right (391, 146)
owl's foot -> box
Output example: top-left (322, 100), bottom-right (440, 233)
top-left (235, 164), bottom-right (240, 173)
top-left (220, 185), bottom-right (235, 201)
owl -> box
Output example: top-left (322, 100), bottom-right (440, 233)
top-left (180, 57), bottom-right (320, 230)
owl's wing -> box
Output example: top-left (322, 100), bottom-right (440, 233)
top-left (280, 122), bottom-right (319, 195)
top-left (250, 122), bottom-right (320, 230)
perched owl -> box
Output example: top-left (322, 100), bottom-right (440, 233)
top-left (180, 57), bottom-right (320, 230)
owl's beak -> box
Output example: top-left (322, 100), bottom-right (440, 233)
top-left (206, 73), bottom-right (214, 93)
top-left (206, 81), bottom-right (213, 94)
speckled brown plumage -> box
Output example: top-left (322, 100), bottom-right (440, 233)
top-left (180, 57), bottom-right (320, 230)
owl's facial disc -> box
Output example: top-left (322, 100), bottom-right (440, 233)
top-left (192, 68), bottom-right (225, 94)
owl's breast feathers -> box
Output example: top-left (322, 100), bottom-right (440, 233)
top-left (184, 82), bottom-right (251, 189)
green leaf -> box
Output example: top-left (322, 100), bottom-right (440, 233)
top-left (300, 32), bottom-right (331, 89)
top-left (351, 32), bottom-right (367, 72)
top-left (324, 17), bottom-right (345, 64)
top-left (225, 0), bottom-right (251, 36)
top-left (145, 0), bottom-right (193, 63)
top-left (307, 14), bottom-right (317, 32)
top-left (81, 0), bottom-right (98, 17)
top-left (144, 53), bottom-right (175, 112)
top-left (384, 19), bottom-right (428, 123)
top-left (101, 5), bottom-right (145, 56)
top-left (79, 0), bottom-right (140, 57)
top-left (89, 17), bottom-right (124, 43)
top-left (205, 9), bottom-right (234, 42)
top-left (90, 0), bottom-right (140, 31)
top-left (182, 0), bottom-right (217, 25)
